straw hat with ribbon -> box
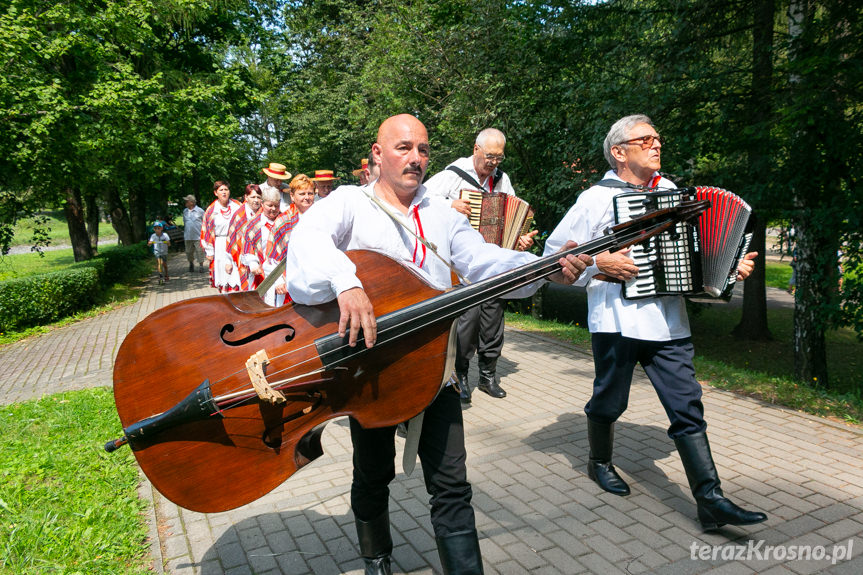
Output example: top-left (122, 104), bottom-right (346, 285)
top-left (351, 158), bottom-right (369, 177)
top-left (262, 163), bottom-right (292, 180)
top-left (310, 169), bottom-right (339, 182)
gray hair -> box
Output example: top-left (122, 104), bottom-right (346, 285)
top-left (261, 185), bottom-right (281, 204)
top-left (603, 114), bottom-right (654, 169)
top-left (475, 128), bottom-right (506, 148)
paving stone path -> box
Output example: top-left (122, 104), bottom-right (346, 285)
top-left (2, 253), bottom-right (861, 574)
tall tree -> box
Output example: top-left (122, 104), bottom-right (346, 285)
top-left (784, 0), bottom-right (862, 387)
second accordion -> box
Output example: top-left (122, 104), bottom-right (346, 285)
top-left (458, 189), bottom-right (535, 250)
top-left (613, 187), bottom-right (753, 300)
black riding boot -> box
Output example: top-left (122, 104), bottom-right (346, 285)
top-left (476, 366), bottom-right (506, 399)
top-left (674, 432), bottom-right (768, 531)
top-left (455, 372), bottom-right (472, 403)
top-left (436, 529), bottom-right (484, 575)
top-left (355, 511), bottom-right (393, 575)
top-left (586, 419), bottom-right (630, 496)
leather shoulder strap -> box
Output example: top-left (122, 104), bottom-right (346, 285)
top-left (446, 166), bottom-right (485, 191)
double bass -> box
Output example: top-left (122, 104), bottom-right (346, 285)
top-left (105, 201), bottom-right (708, 513)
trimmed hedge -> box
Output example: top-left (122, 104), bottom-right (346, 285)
top-left (0, 267), bottom-right (101, 332)
top-left (0, 242), bottom-right (151, 333)
top-left (97, 243), bottom-right (150, 284)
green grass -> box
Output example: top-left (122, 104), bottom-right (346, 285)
top-left (9, 210), bottom-right (117, 249)
top-left (765, 260), bottom-right (793, 290)
top-left (0, 250), bottom-right (81, 281)
top-left (0, 388), bottom-right (151, 574)
top-left (688, 305), bottom-right (861, 392)
top-left (505, 309), bottom-right (863, 426)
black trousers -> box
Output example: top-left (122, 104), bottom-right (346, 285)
top-left (585, 332), bottom-right (707, 439)
top-left (349, 386), bottom-right (476, 537)
top-left (455, 298), bottom-right (505, 374)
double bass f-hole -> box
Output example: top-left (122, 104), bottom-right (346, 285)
top-left (220, 322), bottom-right (296, 346)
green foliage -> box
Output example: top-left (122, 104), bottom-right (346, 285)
top-left (96, 243), bottom-right (151, 284)
top-left (0, 0), bottom-right (258, 246)
top-left (0, 388), bottom-right (150, 574)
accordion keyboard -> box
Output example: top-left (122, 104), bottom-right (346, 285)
top-left (459, 190), bottom-right (484, 229)
top-left (613, 191), bottom-right (700, 299)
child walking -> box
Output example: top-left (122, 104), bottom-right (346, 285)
top-left (149, 221), bottom-right (171, 284)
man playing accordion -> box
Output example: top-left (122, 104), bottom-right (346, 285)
top-left (544, 114), bottom-right (765, 531)
top-left (425, 128), bottom-right (538, 403)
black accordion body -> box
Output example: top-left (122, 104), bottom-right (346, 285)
top-left (612, 187), bottom-right (753, 300)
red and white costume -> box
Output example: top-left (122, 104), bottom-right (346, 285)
top-left (227, 203), bottom-right (260, 291)
top-left (241, 206), bottom-right (299, 306)
top-left (201, 198), bottom-right (243, 292)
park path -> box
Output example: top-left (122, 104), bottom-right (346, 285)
top-left (1, 252), bottom-right (862, 574)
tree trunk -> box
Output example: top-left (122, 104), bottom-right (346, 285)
top-left (104, 187), bottom-right (135, 246)
top-left (84, 191), bottom-right (100, 252)
top-left (128, 187), bottom-right (148, 242)
top-left (64, 187), bottom-right (94, 262)
top-left (733, 0), bottom-right (774, 340)
top-left (787, 0), bottom-right (830, 387)
top-left (792, 216), bottom-right (831, 387)
top-left (733, 217), bottom-right (771, 340)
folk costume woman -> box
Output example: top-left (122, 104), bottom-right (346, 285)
top-left (288, 174), bottom-right (316, 215)
top-left (227, 184), bottom-right (264, 291)
top-left (201, 180), bottom-right (243, 293)
top-left (241, 186), bottom-right (299, 307)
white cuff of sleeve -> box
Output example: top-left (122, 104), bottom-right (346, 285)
top-left (331, 273), bottom-right (363, 296)
top-left (576, 262), bottom-right (601, 287)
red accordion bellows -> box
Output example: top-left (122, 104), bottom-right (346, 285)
top-left (694, 187), bottom-right (752, 297)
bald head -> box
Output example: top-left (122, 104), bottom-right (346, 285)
top-left (372, 114), bottom-right (430, 205)
top-left (377, 114), bottom-right (428, 145)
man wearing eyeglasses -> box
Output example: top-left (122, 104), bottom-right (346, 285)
top-left (425, 128), bottom-right (538, 403)
top-left (543, 114), bottom-right (765, 532)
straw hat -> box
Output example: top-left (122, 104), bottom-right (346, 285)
top-left (262, 163), bottom-right (292, 180)
top-left (351, 158), bottom-right (369, 177)
top-left (310, 169), bottom-right (339, 182)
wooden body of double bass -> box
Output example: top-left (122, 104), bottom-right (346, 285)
top-left (111, 200), bottom-right (708, 513)
top-left (112, 251), bottom-right (456, 513)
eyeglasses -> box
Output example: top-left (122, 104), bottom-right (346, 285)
top-left (476, 145), bottom-right (505, 163)
top-left (618, 134), bottom-right (663, 149)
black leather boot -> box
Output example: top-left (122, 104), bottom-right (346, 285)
top-left (586, 419), bottom-right (630, 496)
top-left (477, 370), bottom-right (506, 398)
top-left (436, 529), bottom-right (484, 575)
top-left (455, 372), bottom-right (472, 403)
top-left (355, 511), bottom-right (393, 575)
top-left (674, 432), bottom-right (768, 531)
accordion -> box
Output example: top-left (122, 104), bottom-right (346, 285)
top-left (612, 187), bottom-right (753, 300)
top-left (458, 189), bottom-right (535, 249)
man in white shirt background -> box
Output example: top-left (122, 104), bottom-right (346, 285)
top-left (425, 128), bottom-right (538, 402)
top-left (544, 114), bottom-right (764, 532)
